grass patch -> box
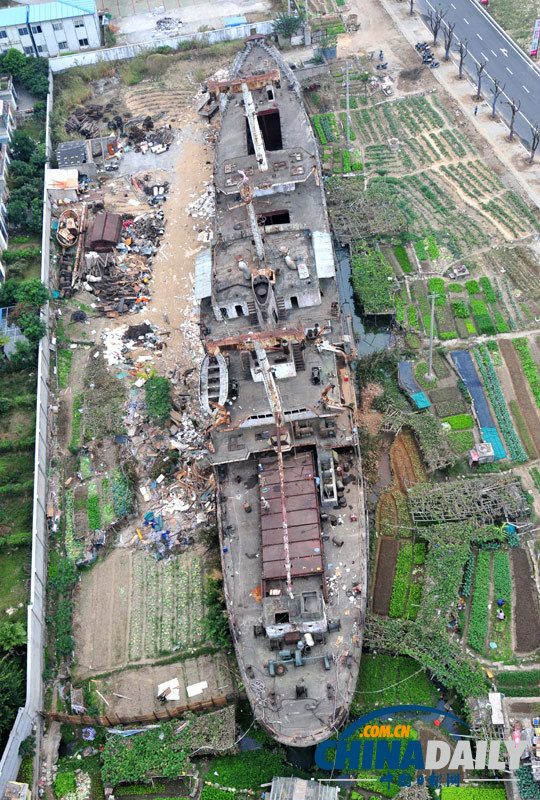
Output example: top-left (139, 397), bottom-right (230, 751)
top-left (441, 413), bottom-right (474, 430)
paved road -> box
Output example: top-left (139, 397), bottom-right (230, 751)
top-left (415, 0), bottom-right (540, 148)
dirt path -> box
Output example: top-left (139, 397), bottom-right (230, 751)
top-left (144, 114), bottom-right (212, 377)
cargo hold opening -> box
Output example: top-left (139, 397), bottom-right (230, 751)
top-left (246, 109), bottom-right (283, 153)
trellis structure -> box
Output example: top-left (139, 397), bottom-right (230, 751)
top-left (407, 475), bottom-right (526, 525)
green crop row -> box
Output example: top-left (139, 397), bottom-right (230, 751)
top-left (448, 429), bottom-right (474, 453)
top-left (514, 338), bottom-right (540, 408)
top-left (468, 550), bottom-right (491, 651)
top-left (479, 276), bottom-right (497, 304)
top-left (394, 245), bottom-right (413, 274)
top-left (429, 276), bottom-right (445, 305)
top-left (441, 413), bottom-right (474, 430)
top-left (461, 552), bottom-right (475, 598)
top-left (405, 584), bottom-right (422, 621)
top-left (389, 543), bottom-right (413, 618)
top-left (493, 551), bottom-right (511, 601)
top-left (465, 279), bottom-right (481, 295)
top-left (451, 300), bottom-right (469, 319)
top-left (470, 298), bottom-right (496, 335)
top-left (407, 305), bottom-right (419, 329)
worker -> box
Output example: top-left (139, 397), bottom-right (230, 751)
top-left (497, 609), bottom-right (505, 621)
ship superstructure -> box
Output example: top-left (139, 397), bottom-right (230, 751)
top-left (196, 36), bottom-right (367, 746)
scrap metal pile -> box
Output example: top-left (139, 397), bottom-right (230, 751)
top-left (79, 211), bottom-right (166, 316)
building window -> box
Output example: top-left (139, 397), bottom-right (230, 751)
top-left (18, 27), bottom-right (28, 35)
top-left (74, 18), bottom-right (84, 27)
top-left (52, 21), bottom-right (63, 31)
top-left (58, 41), bottom-right (68, 49)
top-left (31, 25), bottom-right (42, 34)
top-left (37, 44), bottom-right (46, 53)
top-left (78, 38), bottom-right (89, 46)
top-left (0, 31), bottom-right (6, 39)
top-left (23, 46), bottom-right (33, 54)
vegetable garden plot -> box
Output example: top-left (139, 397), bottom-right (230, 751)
top-left (511, 548), bottom-right (540, 653)
top-left (372, 537), bottom-right (399, 615)
top-left (499, 339), bottom-right (540, 454)
top-left (128, 551), bottom-right (206, 662)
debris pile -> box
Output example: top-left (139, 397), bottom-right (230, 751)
top-left (188, 184), bottom-right (215, 243)
top-left (127, 124), bottom-right (175, 154)
top-left (76, 211), bottom-right (166, 315)
top-left (154, 16), bottom-right (183, 36)
top-left (65, 107), bottom-right (101, 138)
top-left (98, 324), bottom-right (214, 553)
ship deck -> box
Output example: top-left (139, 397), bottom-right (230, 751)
top-left (217, 448), bottom-right (367, 746)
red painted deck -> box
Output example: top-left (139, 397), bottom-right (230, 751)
top-left (259, 452), bottom-right (323, 581)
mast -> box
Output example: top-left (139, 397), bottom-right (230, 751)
top-left (242, 81), bottom-right (268, 172)
top-left (254, 343), bottom-right (293, 598)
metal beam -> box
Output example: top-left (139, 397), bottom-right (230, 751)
top-left (242, 82), bottom-right (268, 173)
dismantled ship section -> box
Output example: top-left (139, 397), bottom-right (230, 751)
top-left (196, 36), bottom-right (367, 747)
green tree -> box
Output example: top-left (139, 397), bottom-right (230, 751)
top-left (8, 160), bottom-right (35, 188)
top-left (30, 144), bottom-right (47, 170)
top-left (28, 196), bottom-right (43, 234)
top-left (7, 199), bottom-right (28, 228)
top-left (0, 49), bottom-right (25, 78)
top-left (0, 621), bottom-right (26, 653)
top-left (10, 131), bottom-right (34, 163)
top-left (0, 659), bottom-right (25, 740)
top-left (8, 340), bottom-right (35, 370)
top-left (0, 277), bottom-right (21, 307)
top-left (272, 12), bottom-right (302, 38)
top-left (15, 279), bottom-right (49, 307)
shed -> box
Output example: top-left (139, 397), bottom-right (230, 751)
top-left (269, 778), bottom-right (339, 800)
top-left (46, 168), bottom-right (79, 202)
top-left (90, 212), bottom-right (123, 250)
top-left (56, 140), bottom-right (90, 167)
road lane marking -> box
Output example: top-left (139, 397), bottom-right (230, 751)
top-left (506, 67), bottom-right (513, 74)
top-left (450, 2), bottom-right (456, 6)
top-left (481, 52), bottom-right (489, 60)
top-left (491, 49), bottom-right (497, 57)
top-left (523, 85), bottom-right (530, 93)
top-left (463, 17), bottom-right (469, 24)
top-left (500, 48), bottom-right (508, 56)
top-left (476, 33), bottom-right (483, 40)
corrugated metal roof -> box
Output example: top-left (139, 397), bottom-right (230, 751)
top-left (194, 248), bottom-right (212, 299)
top-left (488, 692), bottom-right (504, 725)
top-left (28, 0), bottom-right (96, 22)
top-left (312, 230), bottom-right (335, 278)
top-left (0, 6), bottom-right (29, 27)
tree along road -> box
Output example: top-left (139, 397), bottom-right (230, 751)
top-left (415, 0), bottom-right (540, 149)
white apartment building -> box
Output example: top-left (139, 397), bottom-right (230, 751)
top-left (0, 0), bottom-right (101, 57)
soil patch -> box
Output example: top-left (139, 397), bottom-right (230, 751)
top-left (499, 340), bottom-right (540, 453)
top-left (511, 548), bottom-right (540, 653)
top-left (372, 537), bottom-right (399, 615)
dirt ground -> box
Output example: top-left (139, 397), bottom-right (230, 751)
top-left (371, 537), bottom-right (399, 615)
top-left (511, 548), bottom-right (540, 653)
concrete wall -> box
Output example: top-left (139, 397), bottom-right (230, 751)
top-left (0, 70), bottom-right (53, 799)
top-left (49, 20), bottom-right (275, 72)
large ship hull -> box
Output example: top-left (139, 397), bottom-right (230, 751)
top-left (197, 35), bottom-right (367, 746)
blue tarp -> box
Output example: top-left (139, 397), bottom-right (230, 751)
top-left (223, 15), bottom-right (247, 25)
top-left (481, 427), bottom-right (506, 460)
top-left (411, 391), bottom-right (431, 409)
top-left (398, 362), bottom-right (431, 409)
top-left (450, 350), bottom-right (494, 428)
